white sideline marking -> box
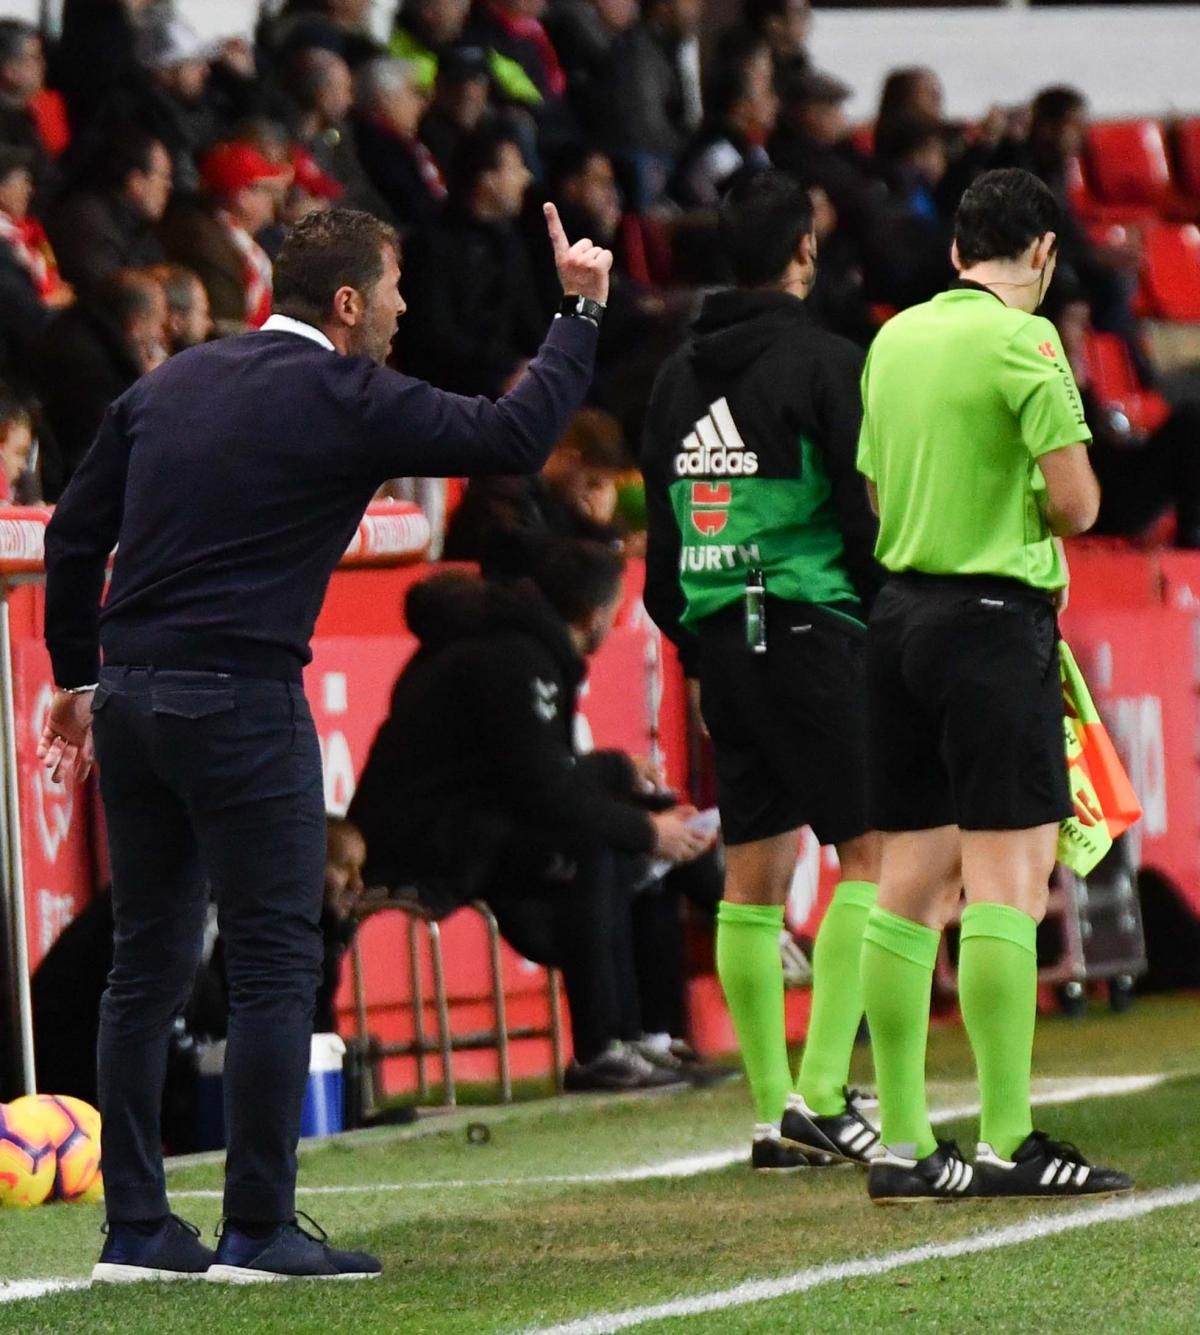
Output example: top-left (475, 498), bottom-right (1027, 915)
top-left (169, 1072), bottom-right (1168, 1201)
top-left (0, 1279), bottom-right (90, 1305)
top-left (524, 1184), bottom-right (1200, 1335)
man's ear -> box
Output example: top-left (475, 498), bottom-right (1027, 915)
top-left (1033, 231), bottom-right (1058, 271)
top-left (332, 284), bottom-right (363, 327)
top-left (950, 238), bottom-right (962, 272)
top-left (796, 231), bottom-right (815, 269)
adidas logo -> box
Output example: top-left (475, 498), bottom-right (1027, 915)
top-left (674, 398), bottom-right (759, 477)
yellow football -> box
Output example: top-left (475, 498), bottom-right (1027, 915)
top-left (0, 1099), bottom-right (56, 1208)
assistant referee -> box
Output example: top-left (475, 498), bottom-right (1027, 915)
top-left (39, 204), bottom-right (611, 1281)
top-left (856, 168), bottom-right (1131, 1203)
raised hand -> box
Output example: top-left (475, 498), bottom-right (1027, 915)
top-left (544, 201), bottom-right (613, 305)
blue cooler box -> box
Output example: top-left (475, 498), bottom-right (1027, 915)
top-left (194, 1033), bottom-right (347, 1150)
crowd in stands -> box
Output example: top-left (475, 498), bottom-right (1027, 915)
top-left (6, 0), bottom-right (1200, 1103)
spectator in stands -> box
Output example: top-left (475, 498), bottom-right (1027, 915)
top-left (0, 145), bottom-right (72, 380)
top-left (673, 32), bottom-right (777, 208)
top-left (738, 0), bottom-right (811, 80)
top-left (1053, 285), bottom-right (1200, 549)
top-left (605, 0), bottom-right (704, 206)
top-left (147, 262), bottom-right (214, 355)
top-left (271, 0), bottom-right (385, 71)
top-left (45, 126), bottom-right (170, 293)
top-left (390, 0), bottom-right (475, 93)
top-left (395, 122), bottom-right (546, 396)
top-left (873, 65), bottom-right (944, 165)
top-left (132, 18), bottom-right (217, 195)
top-left (353, 58), bottom-right (447, 230)
top-left (1011, 85), bottom-right (1146, 377)
top-left (285, 43), bottom-right (392, 217)
top-left (466, 0), bottom-right (567, 109)
top-left (443, 407), bottom-right (627, 560)
top-left (159, 141), bottom-right (290, 334)
top-left (348, 544), bottom-right (716, 1090)
top-left (545, 0), bottom-right (637, 138)
top-left (0, 384), bottom-right (35, 503)
top-left (876, 116), bottom-right (949, 227)
top-left (32, 267), bottom-right (166, 500)
top-left (418, 44), bottom-right (493, 170)
top-left (0, 19), bottom-right (57, 199)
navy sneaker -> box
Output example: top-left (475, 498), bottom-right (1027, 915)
top-left (207, 1213), bottom-right (381, 1283)
top-left (92, 1215), bottom-right (215, 1283)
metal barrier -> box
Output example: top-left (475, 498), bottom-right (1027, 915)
top-left (0, 500), bottom-right (430, 1097)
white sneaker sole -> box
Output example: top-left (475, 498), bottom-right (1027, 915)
top-left (205, 1264), bottom-right (380, 1283)
top-left (91, 1264), bottom-right (211, 1283)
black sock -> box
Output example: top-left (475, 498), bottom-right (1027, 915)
top-left (228, 1217), bottom-right (283, 1239)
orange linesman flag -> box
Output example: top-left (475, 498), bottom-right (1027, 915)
top-left (1058, 641), bottom-right (1143, 876)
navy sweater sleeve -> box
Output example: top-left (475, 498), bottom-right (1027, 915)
top-left (44, 402), bottom-right (130, 687)
top-left (354, 315), bottom-right (599, 480)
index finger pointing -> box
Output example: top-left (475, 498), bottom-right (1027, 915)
top-left (543, 201), bottom-right (570, 261)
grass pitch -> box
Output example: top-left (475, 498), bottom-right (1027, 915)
top-left (2, 994), bottom-right (1198, 1334)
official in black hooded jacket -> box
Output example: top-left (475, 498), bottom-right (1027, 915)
top-left (348, 540), bottom-right (715, 1089)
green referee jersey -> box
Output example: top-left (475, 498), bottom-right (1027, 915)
top-left (857, 285), bottom-right (1092, 591)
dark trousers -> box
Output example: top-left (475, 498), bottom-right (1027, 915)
top-left (91, 667), bottom-right (326, 1223)
top-left (1092, 403), bottom-right (1200, 543)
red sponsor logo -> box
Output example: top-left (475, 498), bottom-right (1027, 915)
top-left (1072, 785), bottom-right (1103, 828)
top-left (1038, 341), bottom-right (1058, 359)
top-left (690, 481), bottom-right (732, 536)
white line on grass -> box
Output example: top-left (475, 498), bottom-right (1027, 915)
top-left (0, 1279), bottom-right (90, 1305)
top-left (168, 1072), bottom-right (1170, 1201)
top-left (524, 1183), bottom-right (1200, 1335)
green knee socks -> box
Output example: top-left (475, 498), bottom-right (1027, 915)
top-left (716, 900), bottom-right (790, 1126)
top-left (795, 880), bottom-right (877, 1115)
top-left (958, 902), bottom-right (1038, 1159)
top-left (861, 905), bottom-right (941, 1159)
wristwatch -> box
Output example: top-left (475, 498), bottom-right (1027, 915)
top-left (557, 294), bottom-right (606, 328)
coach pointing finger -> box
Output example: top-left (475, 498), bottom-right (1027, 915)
top-left (40, 205), bottom-right (611, 1283)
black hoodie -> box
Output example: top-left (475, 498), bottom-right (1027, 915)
top-left (348, 574), bottom-right (656, 908)
top-left (641, 288), bottom-right (883, 661)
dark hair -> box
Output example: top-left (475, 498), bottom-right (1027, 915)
top-left (81, 124), bottom-right (164, 193)
top-left (705, 30), bottom-right (769, 121)
top-left (1031, 85), bottom-right (1087, 129)
top-left (740, 0), bottom-right (805, 35)
top-left (881, 115), bottom-right (942, 165)
top-left (147, 262), bottom-right (203, 315)
top-left (96, 268), bottom-right (163, 330)
top-left (719, 169), bottom-right (814, 287)
top-left (0, 143), bottom-right (34, 183)
top-left (875, 66), bottom-right (937, 162)
top-left (545, 141), bottom-right (608, 196)
top-left (273, 208), bottom-right (399, 325)
top-left (450, 121), bottom-right (522, 200)
top-left (953, 168), bottom-right (1061, 268)
top-left (534, 539), bottom-right (625, 626)
top-left (0, 379), bottom-right (32, 432)
top-left (556, 409), bottom-right (628, 472)
top-left (0, 20), bottom-right (35, 65)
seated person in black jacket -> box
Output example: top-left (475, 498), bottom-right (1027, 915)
top-left (442, 406), bottom-right (626, 561)
top-left (348, 539), bottom-right (718, 1090)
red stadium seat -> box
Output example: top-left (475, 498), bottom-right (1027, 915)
top-left (1083, 331), bottom-right (1172, 434)
top-left (1173, 118), bottom-right (1200, 201)
top-left (1085, 121), bottom-right (1173, 209)
top-left (1141, 222), bottom-right (1200, 321)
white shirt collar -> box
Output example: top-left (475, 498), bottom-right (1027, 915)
top-left (260, 313), bottom-right (336, 353)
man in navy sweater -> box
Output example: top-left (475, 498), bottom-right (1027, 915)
top-left (39, 203), bottom-right (611, 1283)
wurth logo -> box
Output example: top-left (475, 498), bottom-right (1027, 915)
top-left (690, 481), bottom-right (732, 535)
top-left (674, 398), bottom-right (759, 479)
top-left (1038, 342), bottom-right (1058, 359)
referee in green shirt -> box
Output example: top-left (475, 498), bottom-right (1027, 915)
top-left (856, 168), bottom-right (1132, 1202)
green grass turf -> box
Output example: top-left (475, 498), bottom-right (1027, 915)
top-left (2, 995), bottom-right (1198, 1334)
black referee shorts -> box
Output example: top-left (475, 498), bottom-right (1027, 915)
top-left (697, 599), bottom-right (870, 848)
top-left (867, 573), bottom-right (1072, 833)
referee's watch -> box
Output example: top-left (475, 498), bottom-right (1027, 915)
top-left (557, 294), bottom-right (606, 328)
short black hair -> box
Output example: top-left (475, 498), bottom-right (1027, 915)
top-left (0, 143), bottom-right (34, 183)
top-left (741, 0), bottom-right (805, 35)
top-left (719, 168), bottom-right (814, 287)
top-left (273, 208), bottom-right (399, 326)
top-left (1031, 85), bottom-right (1087, 129)
top-left (545, 141), bottom-right (609, 196)
top-left (0, 19), bottom-right (35, 65)
top-left (0, 379), bottom-right (31, 432)
top-left (533, 539), bottom-right (625, 626)
top-left (953, 168), bottom-right (1061, 268)
top-left (450, 121), bottom-right (522, 200)
top-left (77, 123), bottom-right (164, 193)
